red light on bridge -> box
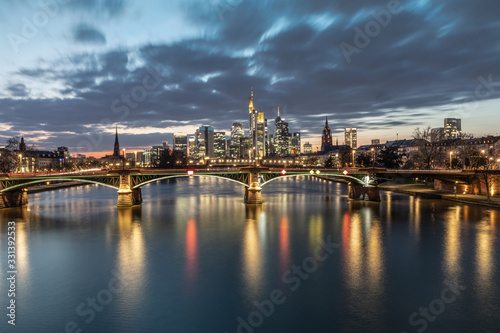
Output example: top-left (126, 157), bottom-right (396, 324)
top-left (281, 169), bottom-right (287, 175)
top-left (187, 170), bottom-right (194, 176)
top-left (343, 170), bottom-right (349, 175)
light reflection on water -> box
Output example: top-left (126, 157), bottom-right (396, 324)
top-left (0, 177), bottom-right (499, 332)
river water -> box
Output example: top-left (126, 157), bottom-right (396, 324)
top-left (0, 176), bottom-right (499, 332)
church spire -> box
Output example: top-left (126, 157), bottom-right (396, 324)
top-left (19, 137), bottom-right (26, 152)
top-left (321, 117), bottom-right (332, 151)
top-left (113, 126), bottom-right (120, 157)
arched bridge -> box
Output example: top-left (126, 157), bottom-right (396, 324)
top-left (0, 167), bottom-right (379, 208)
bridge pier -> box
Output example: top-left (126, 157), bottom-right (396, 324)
top-left (0, 189), bottom-right (28, 209)
top-left (117, 172), bottom-right (142, 207)
top-left (245, 182), bottom-right (262, 204)
top-left (348, 183), bottom-right (381, 202)
top-left (242, 167), bottom-right (265, 204)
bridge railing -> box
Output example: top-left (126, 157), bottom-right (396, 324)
top-left (5, 170), bottom-right (109, 178)
top-left (383, 169), bottom-right (474, 173)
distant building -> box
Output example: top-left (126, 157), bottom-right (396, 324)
top-left (274, 107), bottom-right (289, 157)
top-left (231, 122), bottom-right (245, 143)
top-left (268, 134), bottom-right (275, 155)
top-left (143, 146), bottom-right (164, 166)
top-left (256, 112), bottom-right (268, 157)
top-left (241, 137), bottom-right (252, 158)
top-left (321, 118), bottom-right (332, 151)
top-left (444, 118), bottom-right (462, 139)
top-left (173, 133), bottom-right (188, 156)
top-left (303, 142), bottom-right (313, 154)
top-left (248, 88), bottom-right (258, 151)
top-left (57, 146), bottom-right (70, 159)
top-left (37, 150), bottom-right (62, 171)
top-left (344, 127), bottom-right (358, 149)
top-left (229, 122), bottom-right (245, 158)
top-left (188, 136), bottom-right (196, 157)
top-left (291, 132), bottom-right (301, 155)
top-left (431, 127), bottom-right (445, 141)
top-left (214, 132), bottom-right (226, 158)
top-left (371, 139), bottom-right (380, 145)
top-left (195, 126), bottom-right (214, 158)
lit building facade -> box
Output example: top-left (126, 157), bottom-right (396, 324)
top-left (173, 133), bottom-right (188, 156)
top-left (231, 122), bottom-right (245, 143)
top-left (214, 132), bottom-right (226, 158)
top-left (256, 112), bottom-right (267, 157)
top-left (303, 142), bottom-right (313, 154)
top-left (195, 126), bottom-right (215, 159)
top-left (248, 88), bottom-right (258, 151)
top-left (291, 132), bottom-right (301, 155)
top-left (188, 136), bottom-right (195, 157)
top-left (344, 127), bottom-right (358, 149)
top-left (274, 108), bottom-right (289, 157)
top-left (444, 118), bottom-right (462, 139)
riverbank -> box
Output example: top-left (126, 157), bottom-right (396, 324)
top-left (27, 181), bottom-right (83, 193)
top-left (380, 184), bottom-right (500, 209)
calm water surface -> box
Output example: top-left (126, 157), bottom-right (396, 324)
top-left (1, 176), bottom-right (499, 332)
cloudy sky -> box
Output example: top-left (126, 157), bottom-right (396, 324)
top-left (1, 0), bottom-right (499, 156)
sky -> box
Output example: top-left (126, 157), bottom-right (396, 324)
top-left (0, 0), bottom-right (499, 157)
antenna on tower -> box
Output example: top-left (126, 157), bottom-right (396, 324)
top-left (277, 106), bottom-right (280, 117)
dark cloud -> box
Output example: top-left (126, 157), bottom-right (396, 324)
top-left (1, 0), bottom-right (500, 152)
top-left (72, 23), bottom-right (106, 44)
top-left (6, 83), bottom-right (30, 97)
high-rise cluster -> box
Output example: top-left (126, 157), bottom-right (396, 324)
top-left (166, 88), bottom-right (301, 161)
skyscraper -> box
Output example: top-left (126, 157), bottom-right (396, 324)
top-left (274, 107), bottom-right (289, 157)
top-left (188, 136), bottom-right (195, 157)
top-left (256, 112), bottom-right (267, 157)
top-left (231, 122), bottom-right (245, 143)
top-left (195, 126), bottom-right (214, 158)
top-left (214, 132), bottom-right (226, 158)
top-left (321, 118), bottom-right (332, 151)
top-left (229, 122), bottom-right (245, 158)
top-left (248, 88), bottom-right (258, 150)
top-left (292, 132), bottom-right (301, 155)
top-left (344, 127), bottom-right (357, 149)
top-left (173, 133), bottom-right (188, 156)
top-left (444, 118), bottom-right (462, 139)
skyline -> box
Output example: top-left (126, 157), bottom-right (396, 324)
top-left (1, 0), bottom-right (500, 157)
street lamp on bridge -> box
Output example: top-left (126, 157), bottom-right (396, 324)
top-left (449, 151), bottom-right (453, 169)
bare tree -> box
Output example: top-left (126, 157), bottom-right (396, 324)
top-left (412, 126), bottom-right (443, 169)
top-left (456, 133), bottom-right (480, 169)
top-left (478, 143), bottom-right (499, 200)
top-left (0, 137), bottom-right (21, 173)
